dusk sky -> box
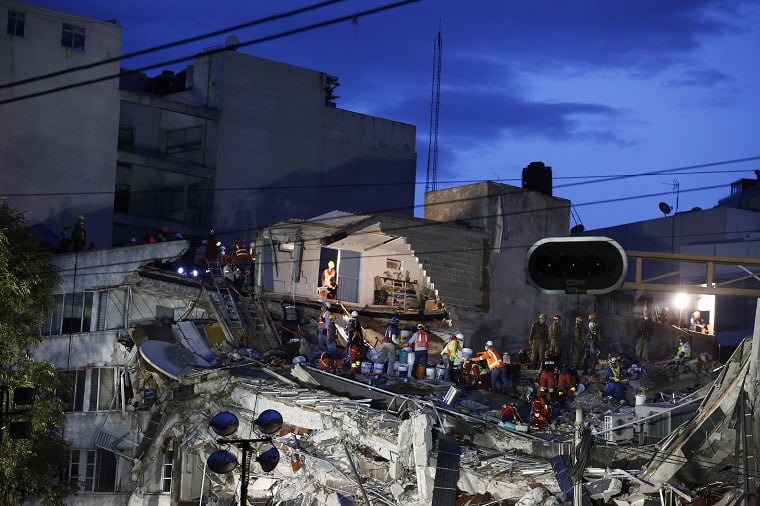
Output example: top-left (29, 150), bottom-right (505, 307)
top-left (31, 0), bottom-right (760, 230)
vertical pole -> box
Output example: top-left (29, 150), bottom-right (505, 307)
top-left (574, 407), bottom-right (583, 506)
top-left (239, 442), bottom-right (249, 506)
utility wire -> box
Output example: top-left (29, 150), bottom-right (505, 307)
top-left (0, 0), bottom-right (423, 106)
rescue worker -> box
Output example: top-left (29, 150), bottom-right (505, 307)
top-left (582, 313), bottom-right (602, 374)
top-left (377, 316), bottom-right (400, 375)
top-left (345, 317), bottom-right (364, 373)
top-left (233, 237), bottom-right (252, 287)
top-left (205, 229), bottom-right (219, 263)
top-left (572, 316), bottom-right (587, 369)
top-left (58, 224), bottom-right (71, 252)
top-left (557, 366), bottom-right (578, 405)
top-left (71, 215), bottom-right (87, 252)
top-left (602, 357), bottom-right (628, 403)
top-left (279, 298), bottom-right (299, 345)
top-left (528, 313), bottom-right (549, 369)
top-left (635, 310), bottom-right (655, 362)
top-left (473, 340), bottom-right (512, 394)
top-left (408, 323), bottom-right (429, 378)
top-left (325, 314), bottom-right (338, 356)
top-left (321, 260), bottom-right (337, 298)
top-left (674, 334), bottom-right (692, 363)
top-left (538, 350), bottom-right (557, 402)
top-left (500, 402), bottom-right (523, 424)
top-left (548, 314), bottom-right (564, 362)
top-left (317, 302), bottom-right (332, 353)
top-left (440, 333), bottom-right (463, 381)
top-left (530, 396), bottom-right (551, 427)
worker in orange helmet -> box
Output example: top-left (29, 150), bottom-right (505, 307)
top-left (530, 396), bottom-right (551, 427)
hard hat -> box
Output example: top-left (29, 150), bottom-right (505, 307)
top-left (417, 323), bottom-right (425, 330)
top-left (328, 260), bottom-right (335, 268)
top-left (609, 356), bottom-right (618, 365)
top-left (553, 314), bottom-right (561, 321)
top-left (539, 313), bottom-right (547, 319)
top-left (350, 311), bottom-right (359, 318)
top-left (575, 316), bottom-right (583, 323)
top-left (78, 215), bottom-right (84, 220)
top-left (329, 314), bottom-right (336, 320)
top-left (455, 332), bottom-right (464, 340)
top-left (323, 301), bottom-right (331, 309)
top-left (390, 315), bottom-right (400, 324)
top-left (588, 313), bottom-right (597, 320)
top-left (210, 229), bottom-right (215, 235)
top-left (485, 340), bottom-right (493, 347)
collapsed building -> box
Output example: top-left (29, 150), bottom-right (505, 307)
top-left (27, 239), bottom-right (759, 505)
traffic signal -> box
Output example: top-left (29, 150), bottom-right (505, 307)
top-left (525, 236), bottom-right (627, 294)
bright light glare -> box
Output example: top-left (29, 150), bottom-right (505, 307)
top-left (177, 266), bottom-right (185, 275)
top-left (675, 293), bottom-right (688, 309)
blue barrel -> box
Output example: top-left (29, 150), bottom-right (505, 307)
top-left (398, 348), bottom-right (408, 364)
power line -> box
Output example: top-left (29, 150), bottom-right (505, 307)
top-left (0, 0), bottom-right (423, 106)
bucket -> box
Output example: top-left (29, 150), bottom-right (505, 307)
top-left (417, 364), bottom-right (425, 379)
top-left (398, 349), bottom-right (408, 364)
top-left (635, 394), bottom-right (647, 406)
top-left (393, 362), bottom-right (399, 373)
top-left (360, 361), bottom-right (372, 375)
top-left (317, 286), bottom-right (328, 297)
top-left (443, 386), bottom-right (460, 406)
top-left (373, 362), bottom-right (385, 375)
top-left (436, 364), bottom-right (446, 379)
top-left (397, 364), bottom-right (408, 377)
top-left (425, 367), bottom-right (436, 380)
top-left (462, 348), bottom-right (473, 359)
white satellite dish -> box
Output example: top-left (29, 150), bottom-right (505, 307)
top-left (225, 35), bottom-right (240, 51)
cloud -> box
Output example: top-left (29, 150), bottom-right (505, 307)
top-left (667, 68), bottom-right (734, 87)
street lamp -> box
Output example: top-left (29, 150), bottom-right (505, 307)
top-left (0, 386), bottom-right (37, 444)
top-left (207, 409), bottom-right (283, 505)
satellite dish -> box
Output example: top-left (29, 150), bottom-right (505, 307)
top-left (225, 35), bottom-right (240, 51)
top-left (658, 202), bottom-right (673, 216)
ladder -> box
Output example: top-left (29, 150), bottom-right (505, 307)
top-left (204, 261), bottom-right (247, 347)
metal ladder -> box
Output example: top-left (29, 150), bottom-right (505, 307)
top-left (204, 261), bottom-right (247, 347)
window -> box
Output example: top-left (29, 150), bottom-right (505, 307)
top-left (42, 291), bottom-right (94, 335)
top-left (7, 9), bottom-right (24, 36)
top-left (61, 23), bottom-right (86, 51)
top-left (58, 368), bottom-right (120, 412)
top-left (162, 447), bottom-right (174, 493)
top-left (69, 449), bottom-right (117, 492)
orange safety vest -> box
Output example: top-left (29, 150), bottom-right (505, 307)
top-left (477, 348), bottom-right (505, 370)
top-left (413, 330), bottom-right (428, 349)
top-left (234, 240), bottom-right (249, 259)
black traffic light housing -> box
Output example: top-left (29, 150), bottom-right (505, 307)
top-left (525, 236), bottom-right (627, 294)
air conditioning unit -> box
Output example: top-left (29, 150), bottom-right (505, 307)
top-left (604, 413), bottom-right (635, 442)
top-left (635, 403), bottom-right (697, 440)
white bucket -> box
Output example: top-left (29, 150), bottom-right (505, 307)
top-left (406, 350), bottom-right (416, 365)
top-left (360, 361), bottom-right (372, 375)
top-left (425, 367), bottom-right (436, 380)
top-left (397, 364), bottom-right (408, 377)
top-left (435, 364), bottom-right (446, 379)
top-left (393, 362), bottom-right (399, 373)
top-left (373, 362), bottom-right (384, 375)
top-left (635, 394), bottom-right (647, 406)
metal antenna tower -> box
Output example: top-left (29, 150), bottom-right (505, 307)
top-left (425, 30), bottom-right (442, 193)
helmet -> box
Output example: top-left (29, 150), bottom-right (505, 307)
top-left (485, 340), bottom-right (493, 347)
top-left (417, 323), bottom-right (425, 330)
top-left (350, 310), bottom-right (359, 318)
top-left (329, 314), bottom-right (336, 320)
top-left (575, 316), bottom-right (583, 323)
top-left (323, 301), bottom-right (331, 309)
top-left (553, 314), bottom-right (561, 321)
top-left (609, 357), bottom-right (618, 365)
top-left (210, 228), bottom-right (215, 235)
top-left (588, 313), bottom-right (597, 320)
top-left (390, 315), bottom-right (400, 324)
top-left (78, 215), bottom-right (85, 221)
top-left (539, 313), bottom-right (547, 319)
top-left (455, 332), bottom-right (464, 340)
top-left (328, 260), bottom-right (335, 268)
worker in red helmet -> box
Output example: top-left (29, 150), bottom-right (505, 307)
top-left (530, 396), bottom-right (551, 427)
